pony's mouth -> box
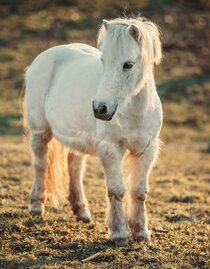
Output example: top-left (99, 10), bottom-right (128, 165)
top-left (94, 105), bottom-right (118, 121)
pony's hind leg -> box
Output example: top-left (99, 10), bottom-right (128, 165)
top-left (29, 130), bottom-right (52, 216)
top-left (127, 138), bottom-right (159, 241)
top-left (68, 152), bottom-right (91, 223)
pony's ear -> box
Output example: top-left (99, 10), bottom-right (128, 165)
top-left (103, 19), bottom-right (110, 31)
top-left (129, 24), bottom-right (140, 41)
top-left (97, 20), bottom-right (108, 49)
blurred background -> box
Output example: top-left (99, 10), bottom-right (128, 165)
top-left (0, 1), bottom-right (210, 268)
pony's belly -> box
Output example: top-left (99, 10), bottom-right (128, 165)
top-left (45, 95), bottom-right (98, 155)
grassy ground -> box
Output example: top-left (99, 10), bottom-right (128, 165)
top-left (0, 1), bottom-right (210, 268)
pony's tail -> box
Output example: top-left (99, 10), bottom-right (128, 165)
top-left (45, 138), bottom-right (69, 205)
top-left (23, 100), bottom-right (69, 206)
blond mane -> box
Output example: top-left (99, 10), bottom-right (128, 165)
top-left (97, 17), bottom-right (162, 90)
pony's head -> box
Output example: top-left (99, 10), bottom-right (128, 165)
top-left (92, 17), bottom-right (162, 121)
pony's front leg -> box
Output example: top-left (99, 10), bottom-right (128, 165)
top-left (127, 138), bottom-right (159, 241)
top-left (98, 141), bottom-right (128, 246)
top-left (29, 131), bottom-right (51, 216)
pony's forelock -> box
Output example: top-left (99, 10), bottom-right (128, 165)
top-left (97, 16), bottom-right (162, 62)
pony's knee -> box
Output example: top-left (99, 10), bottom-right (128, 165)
top-left (131, 189), bottom-right (148, 202)
top-left (136, 193), bottom-right (147, 202)
top-left (108, 185), bottom-right (125, 201)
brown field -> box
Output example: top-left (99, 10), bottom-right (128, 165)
top-left (0, 1), bottom-right (209, 268)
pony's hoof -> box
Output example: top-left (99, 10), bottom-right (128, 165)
top-left (29, 203), bottom-right (45, 216)
top-left (111, 230), bottom-right (129, 246)
top-left (76, 209), bottom-right (91, 223)
top-left (133, 229), bottom-right (151, 241)
top-left (76, 216), bottom-right (92, 223)
top-left (113, 237), bottom-right (129, 247)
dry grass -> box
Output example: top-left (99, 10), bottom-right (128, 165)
top-left (0, 1), bottom-right (210, 268)
top-left (0, 132), bottom-right (209, 268)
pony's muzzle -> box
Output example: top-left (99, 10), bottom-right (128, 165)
top-left (92, 100), bottom-right (118, 121)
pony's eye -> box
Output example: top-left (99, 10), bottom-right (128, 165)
top-left (123, 61), bottom-right (134, 70)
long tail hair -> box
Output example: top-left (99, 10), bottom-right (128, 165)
top-left (23, 100), bottom-right (69, 206)
top-left (44, 138), bottom-right (69, 205)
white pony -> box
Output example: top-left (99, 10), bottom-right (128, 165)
top-left (24, 17), bottom-right (163, 246)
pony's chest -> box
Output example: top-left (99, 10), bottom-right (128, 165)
top-left (118, 105), bottom-right (162, 153)
top-left (96, 117), bottom-right (151, 154)
top-left (121, 121), bottom-right (151, 154)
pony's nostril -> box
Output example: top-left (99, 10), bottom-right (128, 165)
top-left (92, 101), bottom-right (109, 119)
top-left (98, 104), bottom-right (107, 115)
